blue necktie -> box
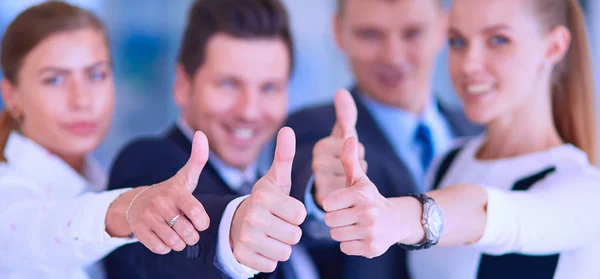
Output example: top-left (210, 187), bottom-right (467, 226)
top-left (415, 123), bottom-right (434, 172)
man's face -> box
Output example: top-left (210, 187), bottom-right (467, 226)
top-left (335, 0), bottom-right (447, 113)
top-left (175, 34), bottom-right (290, 170)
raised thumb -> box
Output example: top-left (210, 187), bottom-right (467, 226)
top-left (178, 131), bottom-right (209, 192)
top-left (332, 89), bottom-right (358, 139)
top-left (341, 137), bottom-right (366, 187)
top-left (265, 127), bottom-right (296, 195)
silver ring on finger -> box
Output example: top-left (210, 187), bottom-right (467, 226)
top-left (168, 214), bottom-right (181, 228)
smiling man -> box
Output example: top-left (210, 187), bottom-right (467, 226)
top-left (104, 1), bottom-right (318, 278)
top-left (286, 0), bottom-right (482, 278)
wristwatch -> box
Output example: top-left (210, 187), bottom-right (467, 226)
top-left (398, 193), bottom-right (444, 250)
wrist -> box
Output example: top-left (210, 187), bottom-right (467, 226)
top-left (392, 197), bottom-right (425, 245)
top-left (106, 187), bottom-right (147, 237)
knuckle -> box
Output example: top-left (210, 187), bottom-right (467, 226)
top-left (365, 226), bottom-right (377, 240)
top-left (187, 231), bottom-right (200, 244)
top-left (330, 229), bottom-right (340, 241)
top-left (313, 141), bottom-right (325, 156)
top-left (233, 246), bottom-right (247, 263)
top-left (291, 206), bottom-right (307, 225)
top-left (312, 160), bottom-right (320, 172)
top-left (252, 189), bottom-right (270, 205)
top-left (244, 211), bottom-right (262, 228)
top-left (361, 160), bottom-right (369, 171)
top-left (366, 240), bottom-right (378, 255)
top-left (181, 226), bottom-right (195, 238)
top-left (364, 207), bottom-right (379, 220)
top-left (238, 233), bottom-right (252, 247)
top-left (186, 206), bottom-right (203, 219)
top-left (266, 260), bottom-right (277, 273)
top-left (281, 245), bottom-right (292, 261)
top-left (151, 195), bottom-right (166, 208)
top-left (155, 244), bottom-right (169, 255)
top-left (290, 227), bottom-right (302, 244)
top-left (165, 236), bottom-right (180, 247)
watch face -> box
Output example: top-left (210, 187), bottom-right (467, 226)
top-left (427, 205), bottom-right (444, 238)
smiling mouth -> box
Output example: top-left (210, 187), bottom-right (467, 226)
top-left (466, 83), bottom-right (496, 95)
top-left (233, 128), bottom-right (254, 140)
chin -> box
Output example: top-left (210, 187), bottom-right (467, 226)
top-left (62, 138), bottom-right (102, 156)
top-left (464, 109), bottom-right (494, 125)
top-left (220, 148), bottom-right (261, 170)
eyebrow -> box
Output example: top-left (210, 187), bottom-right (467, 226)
top-left (481, 24), bottom-right (510, 34)
top-left (37, 61), bottom-right (110, 75)
top-left (448, 24), bottom-right (511, 37)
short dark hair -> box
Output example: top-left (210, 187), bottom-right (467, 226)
top-left (178, 0), bottom-right (294, 77)
top-left (336, 0), bottom-right (444, 15)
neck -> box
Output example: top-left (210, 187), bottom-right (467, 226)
top-left (359, 84), bottom-right (432, 115)
top-left (60, 155), bottom-right (86, 174)
top-left (478, 100), bottom-right (562, 160)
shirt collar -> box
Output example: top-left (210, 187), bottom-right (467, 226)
top-left (176, 118), bottom-right (259, 189)
top-left (358, 92), bottom-right (451, 149)
top-left (4, 131), bottom-right (107, 196)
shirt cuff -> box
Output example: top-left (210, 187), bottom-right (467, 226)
top-left (216, 195), bottom-right (260, 279)
top-left (471, 187), bottom-right (517, 255)
top-left (76, 188), bottom-right (138, 247)
top-left (304, 175), bottom-right (326, 220)
top-left (303, 175), bottom-right (335, 240)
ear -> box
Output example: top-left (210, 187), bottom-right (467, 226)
top-left (173, 63), bottom-right (192, 109)
top-left (1, 78), bottom-right (19, 113)
top-left (545, 25), bottom-right (571, 66)
top-left (332, 13), bottom-right (345, 51)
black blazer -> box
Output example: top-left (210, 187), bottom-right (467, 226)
top-left (286, 86), bottom-right (483, 279)
top-left (104, 126), bottom-right (288, 279)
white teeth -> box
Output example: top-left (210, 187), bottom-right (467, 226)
top-left (467, 83), bottom-right (494, 95)
top-left (234, 129), bottom-right (253, 140)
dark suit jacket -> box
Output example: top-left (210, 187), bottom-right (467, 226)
top-left (286, 87), bottom-right (483, 279)
top-left (104, 126), bottom-right (287, 279)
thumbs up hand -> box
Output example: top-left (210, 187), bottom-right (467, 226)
top-left (118, 131), bottom-right (211, 255)
top-left (322, 137), bottom-right (422, 259)
top-left (230, 127), bottom-right (307, 272)
top-left (312, 89), bottom-right (367, 207)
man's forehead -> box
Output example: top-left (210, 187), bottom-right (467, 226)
top-left (339, 0), bottom-right (441, 27)
top-left (338, 0), bottom-right (443, 15)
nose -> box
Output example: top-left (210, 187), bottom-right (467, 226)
top-left (236, 89), bottom-right (260, 121)
top-left (68, 80), bottom-right (92, 110)
top-left (462, 42), bottom-right (485, 75)
top-left (379, 36), bottom-right (407, 66)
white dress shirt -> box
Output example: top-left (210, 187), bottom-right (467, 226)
top-left (0, 132), bottom-right (137, 279)
top-left (409, 135), bottom-right (600, 279)
top-left (177, 119), bottom-right (319, 279)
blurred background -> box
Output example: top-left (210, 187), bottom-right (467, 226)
top-left (0, 0), bottom-right (597, 167)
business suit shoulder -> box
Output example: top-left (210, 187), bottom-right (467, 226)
top-left (108, 137), bottom-right (188, 191)
top-left (286, 103), bottom-right (336, 144)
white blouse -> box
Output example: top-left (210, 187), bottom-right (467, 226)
top-left (0, 132), bottom-right (136, 279)
top-left (409, 135), bottom-right (600, 279)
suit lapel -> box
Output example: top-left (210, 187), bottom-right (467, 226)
top-left (351, 88), bottom-right (420, 195)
